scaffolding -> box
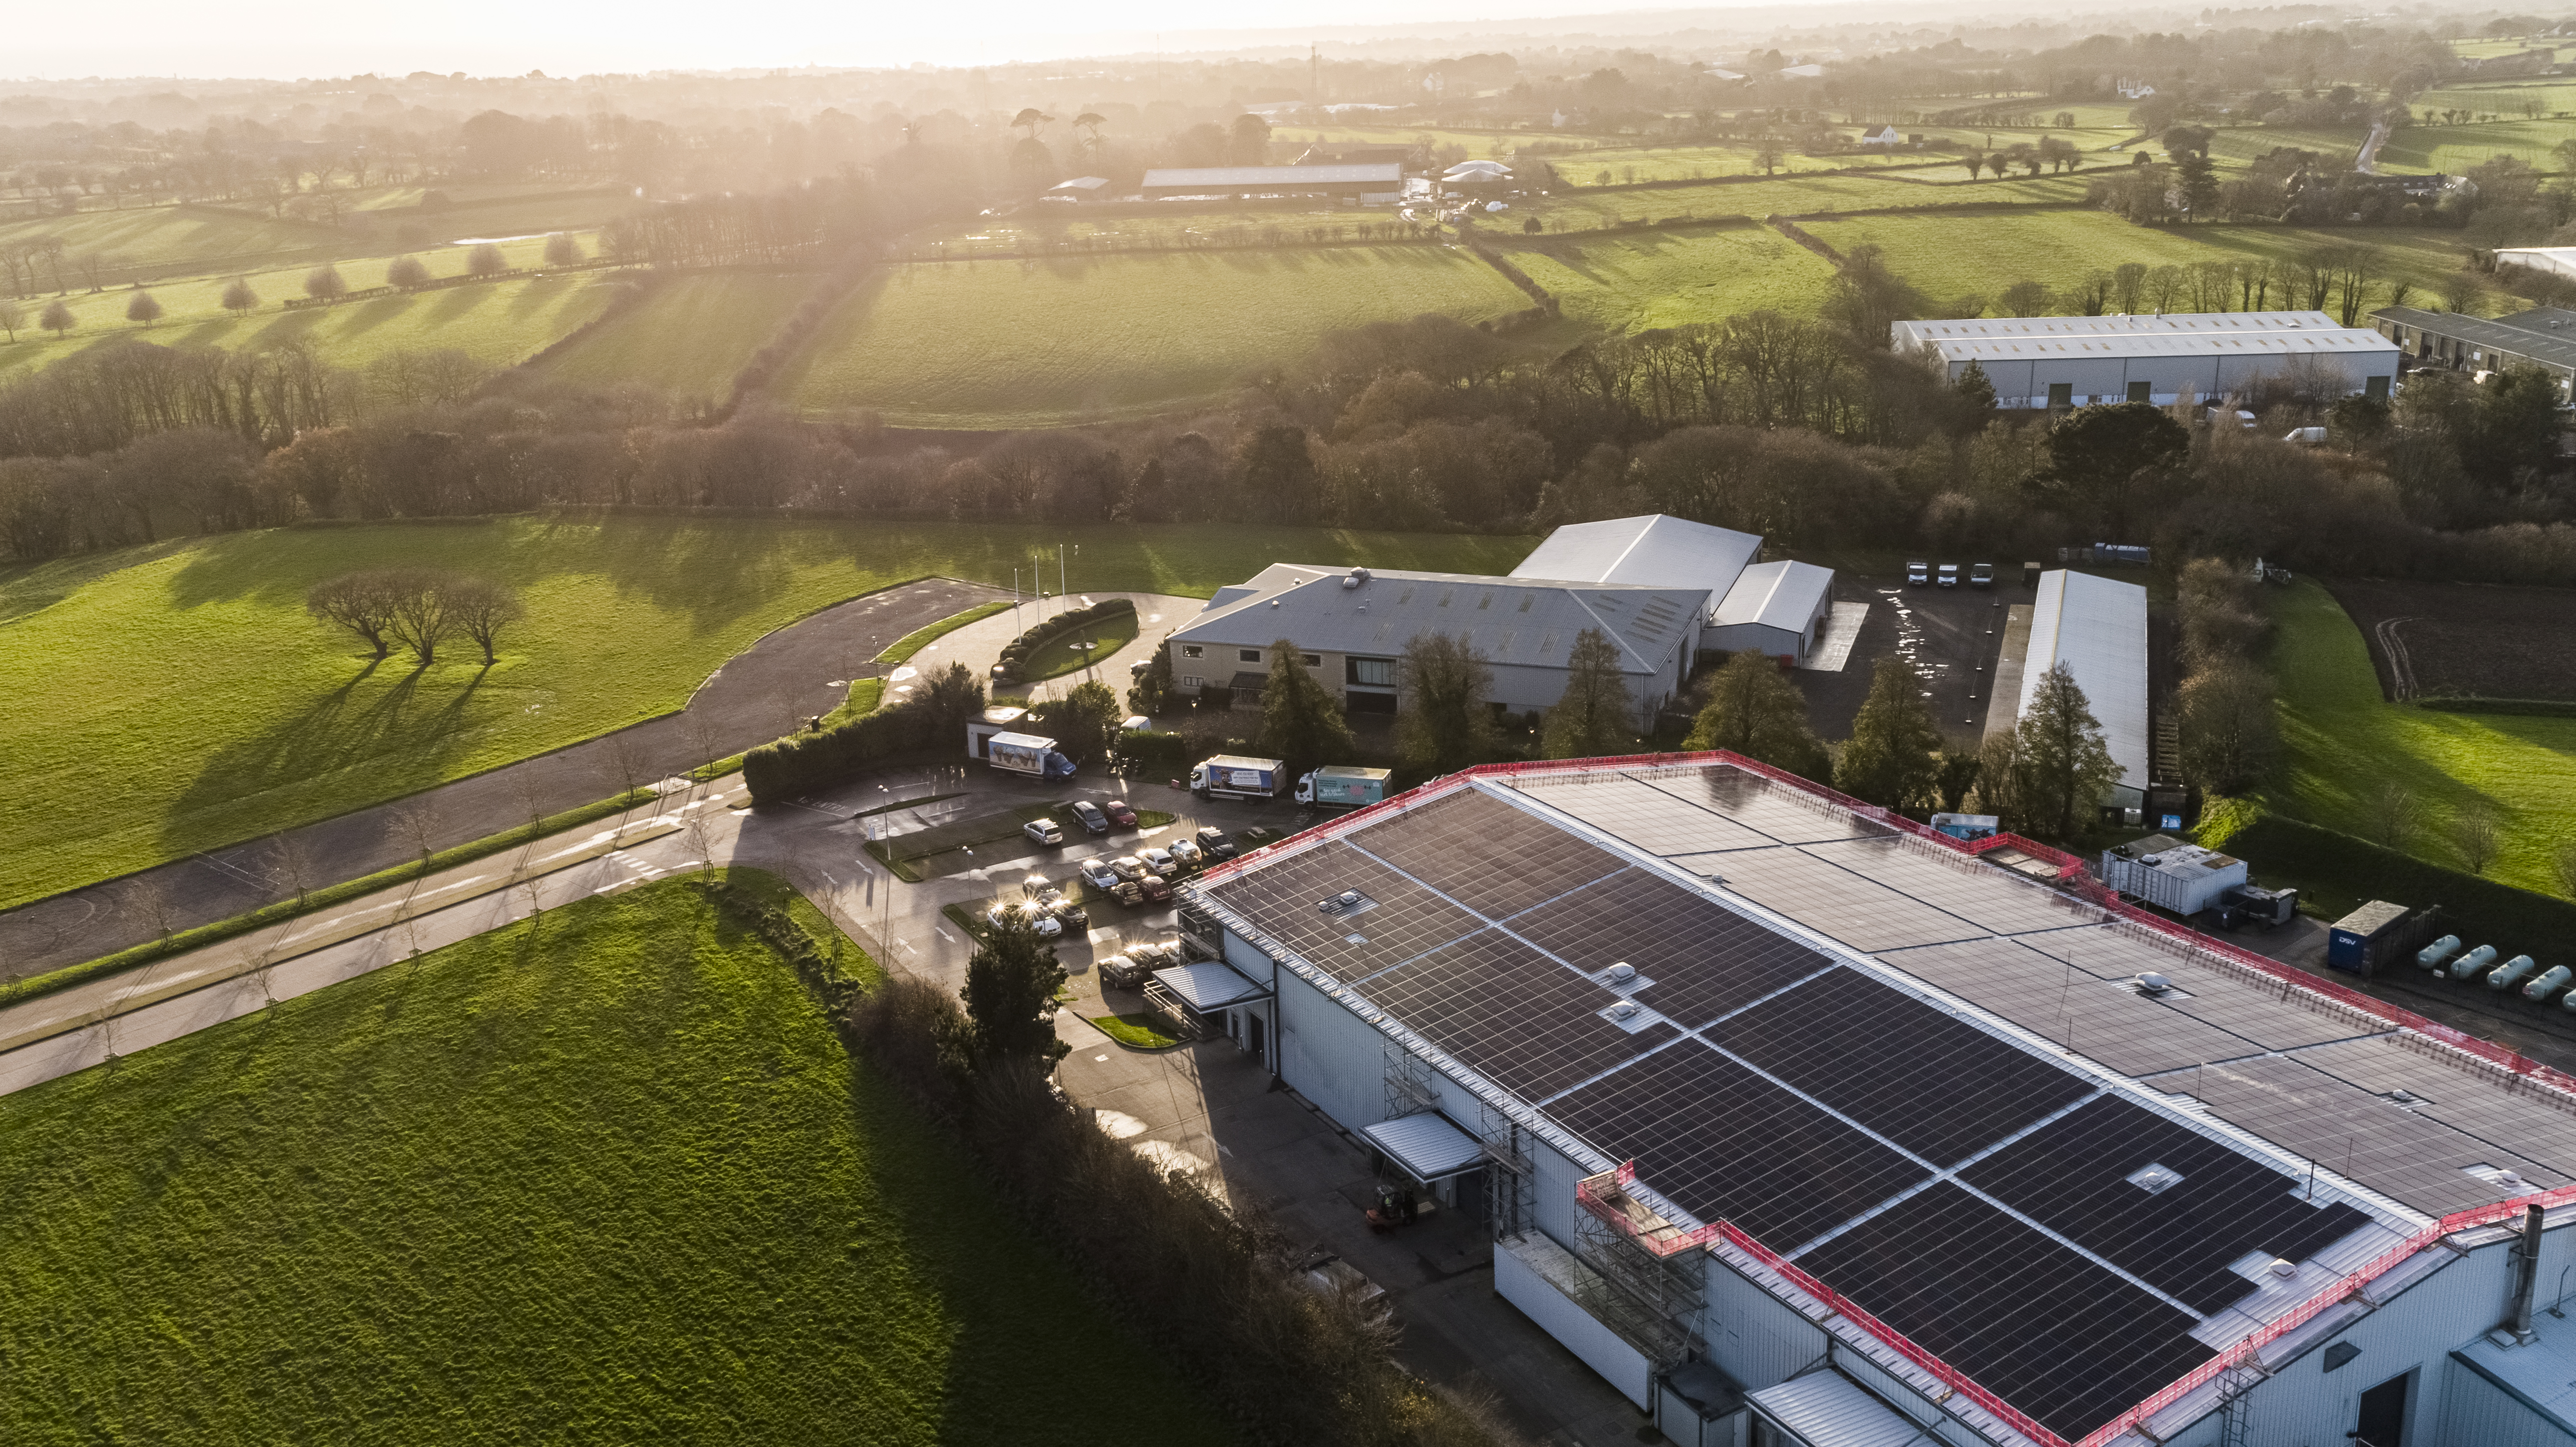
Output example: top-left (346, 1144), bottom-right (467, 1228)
top-left (1478, 1102), bottom-right (1536, 1241)
top-left (1571, 1167), bottom-right (1710, 1371)
top-left (1384, 1042), bottom-right (1440, 1122)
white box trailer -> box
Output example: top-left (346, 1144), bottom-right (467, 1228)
top-left (2099, 835), bottom-right (2246, 916)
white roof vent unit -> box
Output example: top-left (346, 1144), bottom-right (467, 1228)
top-left (2265, 1258), bottom-right (2299, 1280)
top-left (1607, 962), bottom-right (1637, 984)
top-left (2125, 1162), bottom-right (2184, 1195)
top-left (1343, 567), bottom-right (1370, 588)
top-left (1607, 1000), bottom-right (1639, 1020)
top-left (2134, 971), bottom-right (2173, 995)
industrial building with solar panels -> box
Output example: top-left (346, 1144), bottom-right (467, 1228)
top-left (1167, 755), bottom-right (2576, 1447)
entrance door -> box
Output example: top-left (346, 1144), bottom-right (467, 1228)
top-left (1247, 1012), bottom-right (1265, 1062)
top-left (2354, 1371), bottom-right (2409, 1447)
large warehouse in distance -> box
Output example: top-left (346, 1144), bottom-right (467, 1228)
top-left (1893, 312), bottom-right (2400, 409)
top-left (1175, 756), bottom-right (2576, 1447)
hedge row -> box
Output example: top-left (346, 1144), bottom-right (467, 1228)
top-left (995, 597), bottom-right (1136, 682)
top-left (742, 693), bottom-right (945, 803)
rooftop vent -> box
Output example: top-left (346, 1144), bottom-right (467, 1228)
top-left (2125, 1162), bottom-right (2184, 1195)
top-left (1269, 598), bottom-right (1281, 607)
top-left (2134, 971), bottom-right (2173, 994)
top-left (1607, 963), bottom-right (1637, 984)
top-left (2265, 1258), bottom-right (2299, 1280)
top-left (1339, 891), bottom-right (1360, 908)
top-left (1608, 1000), bottom-right (1640, 1021)
top-left (1343, 567), bottom-right (1369, 589)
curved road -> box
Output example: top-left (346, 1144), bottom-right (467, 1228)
top-left (0, 577), bottom-right (1000, 979)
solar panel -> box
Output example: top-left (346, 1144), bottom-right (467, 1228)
top-left (1505, 770), bottom-right (1777, 856)
top-left (1714, 969), bottom-right (2098, 1167)
top-left (1351, 786), bottom-right (1628, 920)
top-left (1547, 1039), bottom-right (1929, 1250)
top-left (1202, 839), bottom-right (1484, 983)
top-left (1359, 930), bottom-right (1677, 1100)
top-left (1703, 846), bottom-right (1986, 953)
top-left (1504, 869), bottom-right (1832, 1028)
top-left (1797, 1182), bottom-right (2216, 1444)
top-left (1656, 765), bottom-right (1889, 845)
top-left (1800, 837), bottom-right (2100, 936)
top-left (1959, 1096), bottom-right (2373, 1314)
top-left (1875, 937), bottom-right (2262, 1078)
top-left (2289, 1035), bottom-right (2576, 1179)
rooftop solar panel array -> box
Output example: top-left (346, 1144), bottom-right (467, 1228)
top-left (1197, 761), bottom-right (2576, 1445)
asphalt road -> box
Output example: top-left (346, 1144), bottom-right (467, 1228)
top-left (0, 577), bottom-right (999, 980)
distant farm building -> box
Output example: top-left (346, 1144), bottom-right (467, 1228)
top-left (1139, 163), bottom-right (1403, 204)
top-left (1893, 312), bottom-right (2400, 408)
top-left (1042, 176), bottom-right (1111, 202)
top-left (2373, 303), bottom-right (2576, 395)
top-left (1859, 124), bottom-right (1901, 147)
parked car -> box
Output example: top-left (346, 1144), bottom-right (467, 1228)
top-left (1970, 562), bottom-right (1995, 588)
top-left (1168, 837), bottom-right (1202, 869)
top-left (1142, 846), bottom-right (1177, 876)
top-left (1023, 818), bottom-right (1064, 847)
top-left (1195, 826), bottom-right (1239, 860)
top-left (1102, 799), bottom-right (1138, 828)
top-left (1078, 858), bottom-right (1119, 891)
top-left (1906, 560), bottom-right (1930, 586)
top-left (1069, 800), bottom-right (1109, 834)
top-left (1098, 953), bottom-right (1147, 989)
top-left (1937, 563), bottom-right (1960, 588)
top-left (1047, 896), bottom-right (1089, 928)
top-left (987, 901), bottom-right (1063, 938)
top-left (1109, 854), bottom-right (1148, 882)
top-left (1138, 874), bottom-right (1175, 904)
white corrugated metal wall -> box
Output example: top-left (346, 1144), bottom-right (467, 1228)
top-left (2438, 1353), bottom-right (2576, 1445)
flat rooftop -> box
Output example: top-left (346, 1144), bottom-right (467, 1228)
top-left (1192, 759), bottom-right (2576, 1447)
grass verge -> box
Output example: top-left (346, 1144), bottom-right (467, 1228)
top-left (880, 600), bottom-right (1012, 665)
top-left (1019, 611), bottom-right (1142, 682)
top-left (0, 873), bottom-right (1233, 1447)
top-left (1091, 1012), bottom-right (1187, 1049)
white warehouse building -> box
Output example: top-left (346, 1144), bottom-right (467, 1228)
top-left (2012, 568), bottom-right (2151, 817)
top-left (1893, 312), bottom-right (2400, 410)
top-left (1508, 515), bottom-right (1836, 667)
top-left (1174, 756), bottom-right (2576, 1447)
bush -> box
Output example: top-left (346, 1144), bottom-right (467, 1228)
top-left (743, 662), bottom-right (984, 802)
top-left (1115, 729), bottom-right (1192, 773)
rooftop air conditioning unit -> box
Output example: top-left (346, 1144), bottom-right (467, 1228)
top-left (1343, 567), bottom-right (1370, 588)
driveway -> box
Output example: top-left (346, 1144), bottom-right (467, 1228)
top-left (907, 591), bottom-right (1202, 708)
top-left (0, 577), bottom-right (1001, 981)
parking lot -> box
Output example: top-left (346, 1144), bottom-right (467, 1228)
top-left (1795, 562), bottom-right (2029, 751)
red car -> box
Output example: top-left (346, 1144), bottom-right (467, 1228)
top-left (1137, 873), bottom-right (1175, 904)
top-left (1103, 798), bottom-right (1138, 828)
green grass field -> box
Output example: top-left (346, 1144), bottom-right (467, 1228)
top-left (777, 247), bottom-right (1531, 428)
top-left (2271, 579), bottom-right (2576, 896)
top-left (2373, 118), bottom-right (2576, 173)
top-left (1495, 224), bottom-right (1838, 330)
top-left (0, 204), bottom-right (350, 282)
top-left (0, 516), bottom-right (1533, 908)
top-left (540, 271), bottom-right (815, 398)
top-left (1796, 212), bottom-right (2473, 307)
top-left (2413, 79), bottom-right (2576, 117)
top-left (1524, 169), bottom-right (2095, 229)
top-left (0, 876), bottom-right (1233, 1447)
top-left (2202, 125), bottom-right (2371, 171)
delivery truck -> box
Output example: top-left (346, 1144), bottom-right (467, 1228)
top-left (987, 731), bottom-right (1076, 782)
top-left (1296, 765), bottom-right (1391, 809)
top-left (1190, 755), bottom-right (1283, 801)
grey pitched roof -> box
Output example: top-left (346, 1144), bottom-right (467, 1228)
top-left (1714, 559), bottom-right (1833, 632)
top-left (1509, 513), bottom-right (1762, 610)
top-left (1141, 164), bottom-right (1400, 188)
top-left (2373, 305), bottom-right (2576, 371)
top-left (1170, 563), bottom-right (1705, 676)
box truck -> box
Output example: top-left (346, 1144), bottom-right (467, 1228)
top-left (987, 731), bottom-right (1076, 782)
top-left (1296, 765), bottom-right (1391, 809)
top-left (1190, 755), bottom-right (1283, 800)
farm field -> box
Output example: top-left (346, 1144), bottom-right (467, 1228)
top-left (1494, 223), bottom-right (1838, 330)
top-left (1525, 169), bottom-right (2093, 228)
top-left (2202, 125), bottom-right (2371, 170)
top-left (540, 270), bottom-right (813, 398)
top-left (1547, 141), bottom-right (1935, 186)
top-left (1796, 212), bottom-right (2473, 309)
top-left (11, 271), bottom-right (624, 375)
top-left (776, 246), bottom-right (1531, 427)
top-left (2325, 578), bottom-right (2576, 702)
top-left (909, 210), bottom-right (1427, 257)
top-left (2372, 119), bottom-right (2576, 173)
top-left (2270, 578), bottom-right (2576, 894)
top-left (2413, 79), bottom-right (2576, 116)
top-left (0, 516), bottom-right (1533, 907)
top-left (0, 875), bottom-right (1233, 1447)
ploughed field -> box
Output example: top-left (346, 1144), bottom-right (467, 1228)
top-left (2325, 577), bottom-right (2576, 703)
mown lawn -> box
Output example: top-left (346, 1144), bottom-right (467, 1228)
top-left (0, 876), bottom-right (1234, 1447)
top-left (776, 246), bottom-right (1531, 428)
top-left (2270, 578), bottom-right (2576, 896)
top-left (1797, 211), bottom-right (2474, 307)
top-left (0, 515), bottom-right (1533, 908)
top-left (1523, 169), bottom-right (2095, 228)
top-left (1495, 223), bottom-right (1838, 331)
top-left (541, 270), bottom-right (817, 398)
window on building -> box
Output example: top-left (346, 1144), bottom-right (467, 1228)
top-left (2127, 380), bottom-right (2151, 403)
top-left (1301, 654), bottom-right (1321, 667)
top-left (1346, 657), bottom-right (1395, 686)
top-left (1178, 675), bottom-right (1203, 689)
top-left (2047, 382), bottom-right (2073, 410)
top-left (1182, 645), bottom-right (1203, 659)
top-left (1239, 648), bottom-right (1262, 663)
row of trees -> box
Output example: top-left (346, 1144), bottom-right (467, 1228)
top-left (305, 567), bottom-right (524, 666)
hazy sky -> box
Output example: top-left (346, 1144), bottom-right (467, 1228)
top-left (17, 0), bottom-right (1823, 80)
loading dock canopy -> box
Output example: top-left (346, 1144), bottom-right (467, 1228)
top-left (1148, 961), bottom-right (1269, 1010)
top-left (1360, 1112), bottom-right (1488, 1182)
top-left (1747, 1371), bottom-right (1930, 1447)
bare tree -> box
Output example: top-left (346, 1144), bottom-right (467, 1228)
top-left (304, 263), bottom-right (348, 302)
top-left (220, 276), bottom-right (260, 313)
top-left (467, 242), bottom-right (508, 276)
top-left (542, 232), bottom-right (582, 267)
top-left (392, 798), bottom-right (443, 874)
top-left (0, 299), bottom-right (21, 342)
top-left (382, 569), bottom-right (455, 666)
top-left (306, 571), bottom-right (399, 659)
top-left (599, 730), bottom-right (652, 827)
top-left (444, 576), bottom-right (525, 665)
top-left (684, 812), bottom-right (718, 880)
top-left (2454, 805), bottom-right (2501, 876)
top-left (265, 831), bottom-right (319, 909)
top-left (683, 712), bottom-right (726, 800)
top-left (2366, 782), bottom-right (2418, 852)
top-left (387, 254), bottom-right (429, 288)
top-left (123, 877), bottom-right (178, 950)
top-left (124, 291), bottom-right (161, 327)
